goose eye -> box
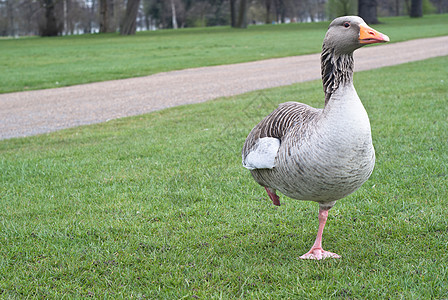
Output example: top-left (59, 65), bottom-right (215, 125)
top-left (343, 22), bottom-right (350, 28)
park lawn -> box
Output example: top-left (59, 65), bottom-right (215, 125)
top-left (0, 14), bottom-right (447, 94)
top-left (1, 55), bottom-right (447, 298)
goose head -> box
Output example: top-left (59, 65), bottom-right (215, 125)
top-left (323, 16), bottom-right (390, 55)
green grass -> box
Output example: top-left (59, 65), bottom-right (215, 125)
top-left (1, 55), bottom-right (447, 298)
top-left (1, 14), bottom-right (447, 94)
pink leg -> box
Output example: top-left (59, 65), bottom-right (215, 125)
top-left (299, 207), bottom-right (340, 260)
top-left (264, 187), bottom-right (280, 206)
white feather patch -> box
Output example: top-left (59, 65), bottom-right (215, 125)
top-left (243, 137), bottom-right (280, 170)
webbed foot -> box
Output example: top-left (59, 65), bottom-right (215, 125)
top-left (299, 247), bottom-right (341, 260)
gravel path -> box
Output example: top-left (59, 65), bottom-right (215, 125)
top-left (1, 35), bottom-right (447, 140)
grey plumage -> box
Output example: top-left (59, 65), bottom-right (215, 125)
top-left (242, 96), bottom-right (375, 206)
top-left (242, 17), bottom-right (376, 208)
top-left (241, 16), bottom-right (389, 259)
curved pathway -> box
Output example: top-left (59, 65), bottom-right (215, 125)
top-left (1, 35), bottom-right (448, 140)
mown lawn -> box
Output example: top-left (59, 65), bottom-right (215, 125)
top-left (1, 55), bottom-right (447, 298)
top-left (0, 14), bottom-right (447, 94)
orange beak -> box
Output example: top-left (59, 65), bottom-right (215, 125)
top-left (359, 23), bottom-right (390, 44)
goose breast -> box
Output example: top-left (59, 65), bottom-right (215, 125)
top-left (249, 87), bottom-right (375, 202)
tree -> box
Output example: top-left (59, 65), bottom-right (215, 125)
top-left (99, 0), bottom-right (114, 33)
top-left (230, 0), bottom-right (236, 26)
top-left (170, 0), bottom-right (178, 28)
top-left (273, 0), bottom-right (285, 23)
top-left (410, 0), bottom-right (422, 16)
top-left (5, 0), bottom-right (15, 36)
top-left (143, 0), bottom-right (165, 29)
top-left (40, 0), bottom-right (62, 36)
top-left (121, 0), bottom-right (141, 34)
top-left (358, 0), bottom-right (379, 24)
top-left (264, 0), bottom-right (271, 23)
top-left (230, 0), bottom-right (248, 28)
top-left (236, 0), bottom-right (248, 27)
top-left (207, 0), bottom-right (229, 26)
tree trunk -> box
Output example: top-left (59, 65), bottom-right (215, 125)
top-left (62, 0), bottom-right (67, 34)
top-left (230, 0), bottom-right (237, 27)
top-left (358, 0), bottom-right (379, 24)
top-left (273, 0), bottom-right (285, 23)
top-left (265, 0), bottom-right (271, 24)
top-left (236, 0), bottom-right (248, 28)
top-left (120, 0), bottom-right (141, 35)
top-left (171, 0), bottom-right (178, 29)
top-left (40, 0), bottom-right (60, 36)
top-left (6, 0), bottom-right (15, 36)
top-left (99, 0), bottom-right (115, 33)
top-left (410, 0), bottom-right (423, 17)
top-left (99, 0), bottom-right (110, 33)
top-left (279, 0), bottom-right (285, 23)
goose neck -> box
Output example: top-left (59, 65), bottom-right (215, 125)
top-left (321, 48), bottom-right (354, 106)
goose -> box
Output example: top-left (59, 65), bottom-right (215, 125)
top-left (242, 16), bottom-right (389, 260)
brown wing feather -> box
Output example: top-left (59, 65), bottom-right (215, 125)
top-left (242, 102), bottom-right (321, 160)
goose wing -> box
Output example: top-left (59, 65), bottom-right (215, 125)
top-left (242, 102), bottom-right (320, 170)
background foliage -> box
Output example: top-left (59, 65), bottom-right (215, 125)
top-left (0, 0), bottom-right (446, 36)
